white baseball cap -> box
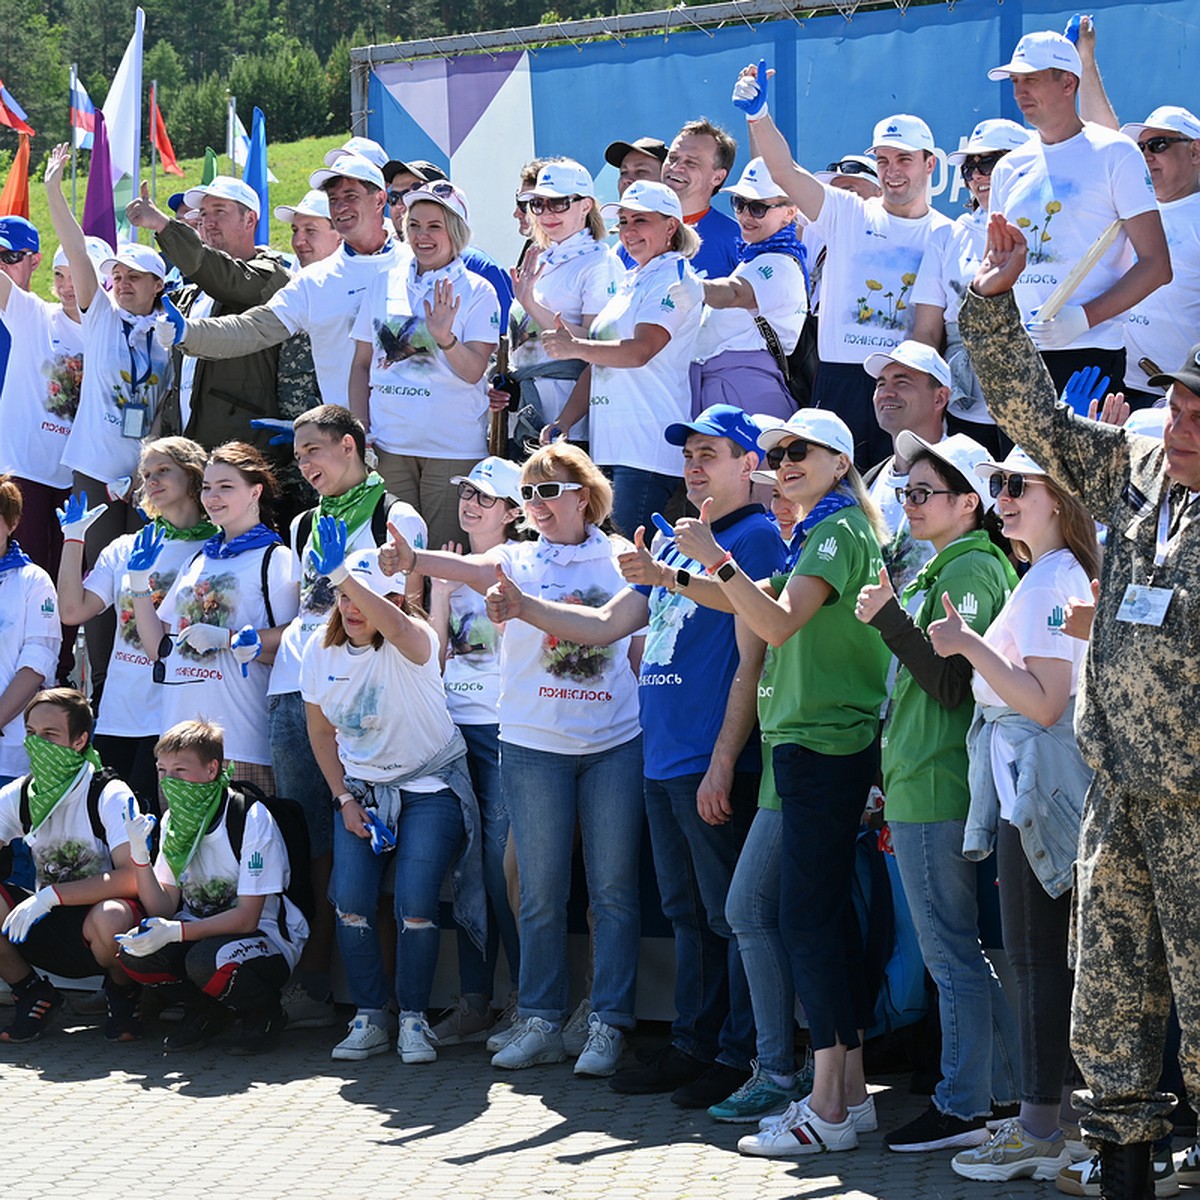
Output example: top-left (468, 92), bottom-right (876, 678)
top-left (451, 456), bottom-right (523, 504)
top-left (947, 119), bottom-right (1033, 166)
top-left (600, 179), bottom-right (684, 222)
top-left (309, 154), bottom-right (386, 192)
top-left (863, 340), bottom-right (952, 389)
top-left (404, 181), bottom-right (471, 224)
top-left (344, 547), bottom-right (400, 597)
top-left (323, 137), bottom-right (389, 170)
top-left (99, 242), bottom-right (167, 280)
top-left (813, 155), bottom-right (881, 187)
top-left (1120, 106), bottom-right (1200, 144)
top-left (722, 157), bottom-right (786, 201)
top-left (183, 175), bottom-right (262, 218)
top-left (894, 430), bottom-right (994, 508)
top-left (975, 445), bottom-right (1048, 481)
top-left (1125, 407), bottom-right (1168, 439)
top-left (869, 114), bottom-right (935, 154)
top-left (988, 31), bottom-right (1082, 81)
top-left (54, 235), bottom-right (114, 272)
top-left (758, 408), bottom-right (854, 459)
top-left (527, 160), bottom-right (595, 200)
top-left (274, 189), bottom-right (332, 224)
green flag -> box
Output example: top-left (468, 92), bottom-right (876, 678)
top-left (202, 146), bottom-right (218, 185)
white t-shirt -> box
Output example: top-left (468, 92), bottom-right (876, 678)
top-left (913, 210), bottom-right (984, 328)
top-left (351, 257), bottom-right (499, 459)
top-left (694, 251), bottom-right (809, 362)
top-left (0, 288), bottom-right (84, 488)
top-left (269, 497), bottom-right (426, 696)
top-left (495, 529), bottom-right (641, 755)
top-left (989, 124), bottom-right (1158, 350)
top-left (177, 290), bottom-right (215, 431)
top-left (63, 291), bottom-right (173, 485)
top-left (156, 543), bottom-right (300, 765)
top-left (1125, 191), bottom-right (1200, 394)
top-left (154, 798), bottom-right (308, 969)
top-left (0, 768), bottom-right (131, 889)
top-left (82, 532), bottom-right (205, 738)
top-left (806, 185), bottom-right (952, 365)
top-left (442, 582), bottom-right (502, 726)
top-left (299, 623), bottom-right (453, 789)
top-left (0, 562), bottom-right (61, 778)
top-left (267, 239), bottom-right (407, 406)
top-left (588, 251), bottom-right (704, 476)
top-left (869, 458), bottom-right (934, 598)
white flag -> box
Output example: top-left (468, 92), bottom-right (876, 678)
top-left (102, 6), bottom-right (144, 190)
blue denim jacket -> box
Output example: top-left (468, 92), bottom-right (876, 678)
top-left (963, 700), bottom-right (1094, 898)
top-left (345, 727), bottom-right (487, 952)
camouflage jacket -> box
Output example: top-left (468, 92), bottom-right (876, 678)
top-left (959, 288), bottom-right (1200, 802)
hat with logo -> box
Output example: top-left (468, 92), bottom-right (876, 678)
top-left (99, 242), bottom-right (167, 280)
top-left (604, 137), bottom-right (669, 169)
top-left (721, 157), bottom-right (787, 201)
top-left (274, 189), bottom-right (332, 224)
top-left (0, 215), bottom-right (39, 254)
top-left (310, 153), bottom-right (386, 192)
top-left (53, 235), bottom-right (114, 272)
top-left (947, 118), bottom-right (1033, 166)
top-left (988, 30), bottom-right (1082, 81)
top-left (665, 404), bottom-right (765, 456)
top-left (758, 408), bottom-right (854, 459)
top-left (183, 175), bottom-right (262, 218)
top-left (1147, 341), bottom-right (1200, 397)
top-left (895, 430), bottom-right (994, 508)
top-left (863, 340), bottom-right (952, 389)
top-left (404, 181), bottom-right (470, 224)
top-left (868, 114), bottom-right (935, 155)
top-left (450, 456), bottom-right (523, 505)
top-left (975, 444), bottom-right (1049, 482)
top-left (527, 160), bottom-right (595, 200)
top-left (600, 179), bottom-right (683, 222)
top-left (1119, 106), bottom-right (1200, 145)
top-left (324, 137), bottom-right (389, 171)
top-left (343, 547), bottom-right (400, 597)
top-left (813, 154), bottom-right (881, 187)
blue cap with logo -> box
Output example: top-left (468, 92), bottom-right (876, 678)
top-left (0, 216), bottom-right (39, 254)
top-left (665, 404), bottom-right (764, 455)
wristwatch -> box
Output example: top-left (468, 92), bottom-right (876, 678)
top-left (715, 560), bottom-right (738, 583)
top-left (333, 793), bottom-right (353, 811)
top-left (674, 568), bottom-right (692, 591)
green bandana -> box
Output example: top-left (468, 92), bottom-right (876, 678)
top-left (155, 515), bottom-right (219, 542)
top-left (160, 765), bottom-right (234, 880)
top-left (24, 735), bottom-right (104, 831)
top-left (311, 471), bottom-right (386, 556)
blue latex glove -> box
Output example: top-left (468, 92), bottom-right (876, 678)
top-left (308, 516), bottom-right (350, 585)
top-left (156, 294), bottom-right (187, 348)
top-left (250, 417), bottom-right (296, 447)
top-left (650, 513), bottom-right (674, 541)
top-left (127, 522), bottom-right (166, 592)
top-left (732, 59), bottom-right (770, 120)
top-left (1061, 365), bottom-right (1111, 416)
top-left (123, 796), bottom-right (157, 868)
top-left (1064, 13), bottom-right (1083, 42)
top-left (364, 810), bottom-right (396, 856)
top-left (2, 887), bottom-right (61, 943)
top-left (230, 624), bottom-right (262, 678)
top-left (56, 492), bottom-right (108, 543)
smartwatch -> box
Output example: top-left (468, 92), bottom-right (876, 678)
top-left (715, 560), bottom-right (738, 583)
top-left (333, 793), bottom-right (354, 811)
top-left (674, 568), bottom-right (692, 590)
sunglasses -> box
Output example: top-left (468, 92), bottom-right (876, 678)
top-left (730, 197), bottom-right (790, 219)
top-left (515, 195), bottom-right (530, 213)
top-left (519, 481), bottom-right (584, 502)
top-left (896, 485), bottom-right (958, 506)
top-left (1137, 135), bottom-right (1191, 156)
top-left (528, 195), bottom-right (583, 215)
top-left (988, 472), bottom-right (1046, 500)
top-left (385, 184), bottom-right (421, 206)
top-left (961, 153), bottom-right (1007, 182)
top-left (457, 481), bottom-right (500, 508)
top-left (0, 249), bottom-right (32, 265)
top-left (825, 160), bottom-right (877, 178)
top-left (765, 440), bottom-right (820, 471)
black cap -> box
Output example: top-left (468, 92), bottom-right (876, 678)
top-left (604, 137), bottom-right (668, 170)
top-left (1147, 342), bottom-right (1200, 396)
top-left (382, 158), bottom-right (448, 185)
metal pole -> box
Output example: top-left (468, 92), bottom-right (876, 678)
top-left (69, 63), bottom-right (78, 217)
top-left (150, 79), bottom-right (158, 206)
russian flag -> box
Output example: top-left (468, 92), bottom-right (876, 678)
top-left (70, 69), bottom-right (95, 150)
top-left (0, 79), bottom-right (35, 137)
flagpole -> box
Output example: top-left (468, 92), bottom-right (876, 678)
top-left (227, 96), bottom-right (236, 170)
top-left (69, 63), bottom-right (78, 217)
top-left (150, 79), bottom-right (158, 208)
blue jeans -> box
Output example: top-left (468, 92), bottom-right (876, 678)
top-left (726, 807), bottom-right (795, 1076)
top-left (889, 819), bottom-right (1022, 1119)
top-left (329, 787), bottom-right (464, 1013)
top-left (501, 736), bottom-right (643, 1029)
top-left (608, 466), bottom-right (679, 542)
top-left (455, 723), bottom-right (520, 1000)
top-left (645, 771), bottom-right (757, 1068)
top-left (268, 691), bottom-right (332, 859)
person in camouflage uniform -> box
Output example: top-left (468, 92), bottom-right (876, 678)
top-left (959, 212), bottom-right (1197, 1200)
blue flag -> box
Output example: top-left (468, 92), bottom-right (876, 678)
top-left (243, 107), bottom-right (269, 245)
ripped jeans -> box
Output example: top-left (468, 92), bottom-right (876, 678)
top-left (329, 786), bottom-right (464, 1014)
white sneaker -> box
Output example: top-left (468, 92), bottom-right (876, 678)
top-left (759, 1091), bottom-right (877, 1132)
top-left (562, 998), bottom-right (592, 1058)
top-left (491, 1016), bottom-right (566, 1069)
top-left (573, 1013), bottom-right (623, 1077)
top-left (397, 1014), bottom-right (437, 1064)
top-left (282, 981), bottom-right (336, 1030)
top-left (486, 992), bottom-right (519, 1052)
top-left (331, 1012), bottom-right (390, 1061)
top-left (739, 1098), bottom-right (859, 1157)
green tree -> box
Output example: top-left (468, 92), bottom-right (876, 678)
top-left (229, 37), bottom-right (329, 143)
top-left (0, 0), bottom-right (70, 150)
top-left (166, 71), bottom-right (227, 159)
top-left (145, 39), bottom-right (184, 99)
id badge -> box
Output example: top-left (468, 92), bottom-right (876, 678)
top-left (1115, 583), bottom-right (1173, 627)
top-left (121, 405), bottom-right (148, 439)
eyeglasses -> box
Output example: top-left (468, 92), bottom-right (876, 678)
top-left (825, 160), bottom-right (877, 178)
top-left (0, 249), bottom-right (32, 265)
top-left (988, 472), bottom-right (1046, 500)
top-left (519, 481), bottom-right (584, 502)
top-left (457, 481), bottom-right (500, 508)
top-left (896, 485), bottom-right (958, 506)
top-left (764, 440), bottom-right (819, 471)
top-left (730, 197), bottom-right (790, 219)
top-left (961, 152), bottom-right (1007, 182)
top-left (1137, 135), bottom-right (1192, 156)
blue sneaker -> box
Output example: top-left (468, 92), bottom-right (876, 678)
top-left (708, 1060), bottom-right (806, 1124)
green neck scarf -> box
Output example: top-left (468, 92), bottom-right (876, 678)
top-left (312, 471), bottom-right (385, 555)
top-left (901, 529), bottom-right (1020, 607)
top-left (155, 514), bottom-right (219, 542)
top-left (160, 766), bottom-right (233, 879)
top-left (24, 735), bottom-right (104, 831)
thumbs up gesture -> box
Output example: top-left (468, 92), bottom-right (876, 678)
top-left (379, 520), bottom-right (417, 577)
top-left (485, 563), bottom-right (524, 623)
top-left (125, 180), bottom-right (169, 232)
top-left (617, 525), bottom-right (668, 588)
top-left (1063, 578), bottom-right (1100, 641)
top-left (540, 311), bottom-right (578, 361)
top-left (928, 592), bottom-right (973, 657)
top-left (854, 566), bottom-right (895, 625)
top-left (673, 497), bottom-right (722, 569)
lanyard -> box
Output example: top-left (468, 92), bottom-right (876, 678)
top-left (122, 325), bottom-right (155, 395)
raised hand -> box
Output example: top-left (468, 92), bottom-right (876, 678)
top-left (424, 277), bottom-right (461, 348)
top-left (155, 294), bottom-right (187, 350)
top-left (115, 916), bottom-right (183, 957)
top-left (673, 498), bottom-right (723, 569)
top-left (127, 522), bottom-right (166, 592)
top-left (1061, 366), bottom-right (1111, 416)
top-left (540, 313), bottom-right (577, 361)
top-left (123, 796), bottom-right (157, 868)
top-left (308, 516), bottom-right (350, 584)
top-left (854, 566), bottom-right (895, 625)
top-left (44, 143), bottom-right (70, 190)
top-left (231, 625), bottom-right (262, 677)
top-left (732, 59), bottom-right (772, 120)
top-left (125, 180), bottom-right (169, 233)
top-left (378, 520), bottom-right (416, 577)
top-left (1087, 391), bottom-right (1130, 427)
top-left (511, 247), bottom-right (544, 311)
top-left (57, 492), bottom-right (108, 544)
top-left (616, 526), bottom-right (667, 588)
top-left (485, 564), bottom-right (524, 624)
top-left (928, 593), bottom-right (974, 657)
top-left (972, 213), bottom-right (1029, 298)
top-left (1064, 579), bottom-right (1100, 641)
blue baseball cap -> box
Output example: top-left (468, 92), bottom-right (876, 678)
top-left (166, 192), bottom-right (188, 213)
top-left (665, 404), bottom-right (763, 455)
top-left (0, 216), bottom-right (39, 254)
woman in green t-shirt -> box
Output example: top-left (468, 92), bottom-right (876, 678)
top-left (671, 408), bottom-right (889, 1159)
top-left (854, 431), bottom-right (1021, 1152)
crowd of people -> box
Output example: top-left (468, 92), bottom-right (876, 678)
top-left (0, 17), bottom-right (1197, 1199)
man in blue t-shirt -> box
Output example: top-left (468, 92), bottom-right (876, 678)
top-left (661, 120), bottom-right (741, 280)
top-left (486, 404), bottom-right (786, 1107)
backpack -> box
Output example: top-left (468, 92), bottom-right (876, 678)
top-left (754, 243), bottom-right (822, 410)
top-left (225, 781), bottom-right (315, 939)
top-left (293, 492), bottom-right (399, 560)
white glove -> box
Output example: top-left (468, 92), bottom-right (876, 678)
top-left (115, 917), bottom-right (184, 957)
top-left (106, 476), bottom-right (133, 503)
top-left (1027, 304), bottom-right (1090, 350)
top-left (175, 622), bottom-right (233, 656)
top-left (123, 796), bottom-right (156, 868)
top-left (2, 887), bottom-right (61, 944)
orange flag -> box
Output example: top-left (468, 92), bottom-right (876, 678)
top-left (151, 86), bottom-right (184, 177)
top-left (0, 133), bottom-right (30, 218)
